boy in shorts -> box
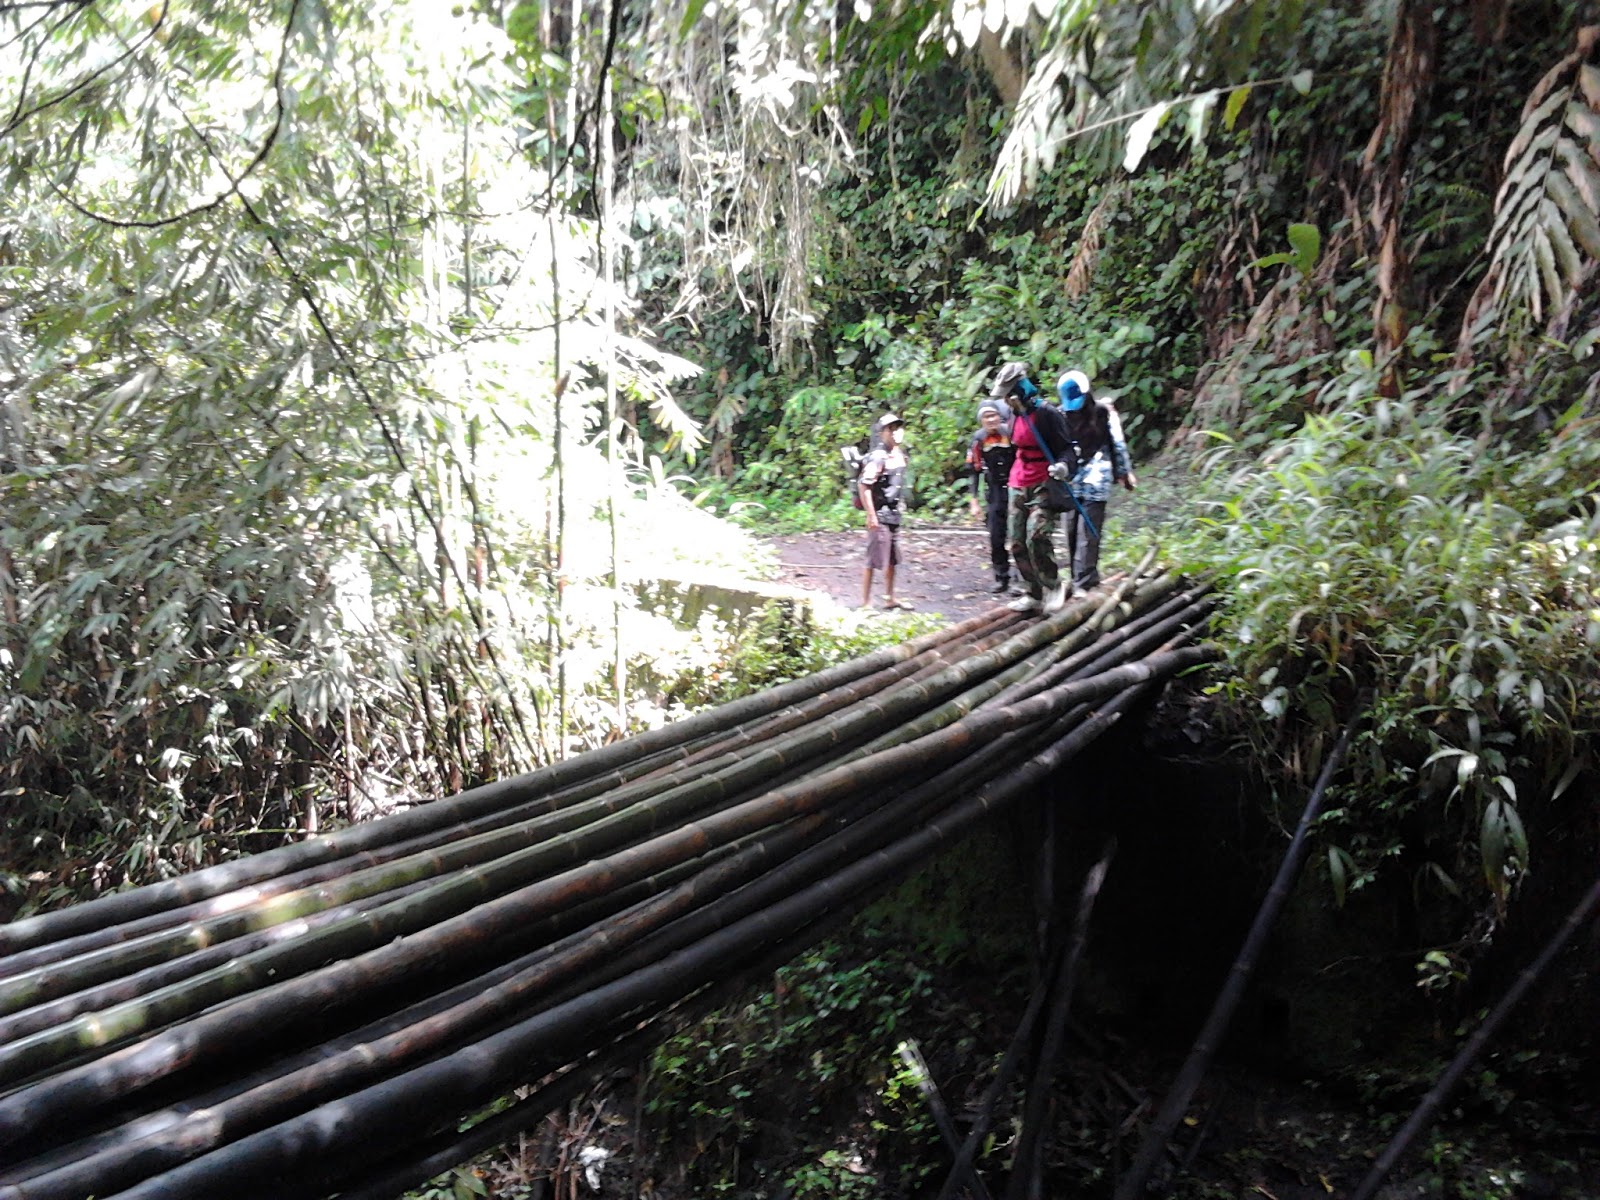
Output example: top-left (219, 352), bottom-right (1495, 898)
top-left (859, 413), bottom-right (913, 611)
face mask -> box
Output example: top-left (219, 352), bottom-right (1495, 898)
top-left (1007, 377), bottom-right (1038, 414)
top-left (1058, 381), bottom-right (1086, 411)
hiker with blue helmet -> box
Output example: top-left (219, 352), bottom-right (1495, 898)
top-left (1055, 369), bottom-right (1137, 593)
top-left (990, 361), bottom-right (1077, 615)
top-left (967, 399), bottom-right (1017, 594)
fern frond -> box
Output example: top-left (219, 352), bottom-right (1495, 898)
top-left (1486, 26), bottom-right (1600, 326)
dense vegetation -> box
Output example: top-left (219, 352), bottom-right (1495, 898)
top-left (3, 0), bottom-right (1599, 1195)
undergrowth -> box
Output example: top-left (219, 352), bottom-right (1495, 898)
top-left (1164, 359), bottom-right (1600, 938)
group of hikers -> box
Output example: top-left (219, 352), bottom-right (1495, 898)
top-left (856, 360), bottom-right (1137, 613)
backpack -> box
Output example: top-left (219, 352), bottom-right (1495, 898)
top-left (840, 444), bottom-right (867, 509)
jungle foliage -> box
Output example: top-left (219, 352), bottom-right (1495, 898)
top-left (582, 0), bottom-right (1600, 949)
top-left (4, 0), bottom-right (1600, 1195)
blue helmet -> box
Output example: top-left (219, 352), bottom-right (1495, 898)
top-left (1057, 370), bottom-right (1092, 411)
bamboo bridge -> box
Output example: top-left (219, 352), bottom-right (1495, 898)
top-left (0, 565), bottom-right (1218, 1199)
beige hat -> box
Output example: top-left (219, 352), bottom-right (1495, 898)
top-left (990, 361), bottom-right (1032, 399)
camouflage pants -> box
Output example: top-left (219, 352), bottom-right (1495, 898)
top-left (1006, 484), bottom-right (1060, 599)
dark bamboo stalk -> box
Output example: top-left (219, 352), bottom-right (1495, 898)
top-left (1350, 868), bottom-right (1600, 1200)
top-left (1, 627), bottom-right (1043, 1033)
top-left (933, 972), bottom-right (1053, 1200)
top-left (559, 705), bottom-right (1091, 1010)
top-left (331, 855), bottom-right (917, 1200)
top-left (5, 606), bottom-right (1112, 1028)
top-left (0, 726), bottom-right (740, 982)
top-left (897, 1039), bottom-right (994, 1200)
top-left (1007, 840), bottom-right (1116, 1200)
top-left (0, 639), bottom-right (1113, 1129)
top-left (1112, 705), bottom-right (1365, 1200)
top-left (0, 817), bottom-right (842, 1198)
top-left (1, 626), bottom-right (1002, 994)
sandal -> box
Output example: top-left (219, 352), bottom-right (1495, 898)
top-left (879, 599), bottom-right (916, 611)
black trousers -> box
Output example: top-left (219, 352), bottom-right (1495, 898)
top-left (985, 485), bottom-right (1011, 583)
top-left (1063, 499), bottom-right (1108, 590)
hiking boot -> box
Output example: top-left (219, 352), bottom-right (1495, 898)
top-left (1007, 594), bottom-right (1041, 613)
top-left (990, 579), bottom-right (1011, 594)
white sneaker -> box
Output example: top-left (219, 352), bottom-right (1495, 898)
top-left (1007, 594), bottom-right (1041, 613)
top-left (1043, 583), bottom-right (1070, 614)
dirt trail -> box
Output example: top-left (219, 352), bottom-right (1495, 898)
top-left (760, 467), bottom-right (1184, 623)
top-left (761, 522), bottom-right (1023, 623)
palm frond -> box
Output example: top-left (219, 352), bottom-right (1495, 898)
top-left (1485, 26), bottom-right (1600, 326)
top-left (1064, 184), bottom-right (1121, 298)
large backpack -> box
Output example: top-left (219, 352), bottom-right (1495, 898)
top-left (840, 444), bottom-right (867, 509)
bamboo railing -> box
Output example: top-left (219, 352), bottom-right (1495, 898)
top-left (0, 565), bottom-right (1216, 1199)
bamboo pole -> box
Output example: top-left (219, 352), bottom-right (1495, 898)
top-left (933, 972), bottom-right (1052, 1200)
top-left (0, 640), bottom-right (1212, 1184)
top-left (1007, 840), bottom-right (1116, 1200)
top-left (0, 874), bottom-right (445, 1044)
top-left (898, 1039), bottom-right (994, 1200)
top-left (1112, 705), bottom-right (1365, 1200)
top-left (332, 852), bottom-right (917, 1200)
top-left (0, 818), bottom-right (840, 1199)
top-left (1350, 868), bottom-right (1600, 1200)
top-left (0, 611), bottom-right (995, 956)
top-left (0, 640), bottom-right (1105, 1122)
top-left (598, 13), bottom-right (630, 743)
top-left (1, 616), bottom-right (1021, 1012)
top-left (89, 672), bottom-right (1187, 1200)
top-left (0, 642), bottom-right (1213, 1113)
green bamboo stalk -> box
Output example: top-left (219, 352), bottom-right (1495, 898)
top-left (853, 578), bottom-right (1195, 762)
top-left (0, 644), bottom-right (1045, 1119)
top-left (637, 609), bottom-right (1022, 781)
top-left (0, 641), bottom-right (1212, 1139)
top-left (0, 726), bottom-right (747, 983)
top-left (0, 816), bottom-right (841, 1199)
top-left (0, 874), bottom-right (449, 1045)
top-left (0, 625), bottom-right (994, 1006)
top-left (1, 616), bottom-right (1016, 1012)
top-left (0, 611), bottom-right (995, 955)
top-left (552, 705), bottom-right (1091, 1006)
top-left (332, 854), bottom-right (911, 1200)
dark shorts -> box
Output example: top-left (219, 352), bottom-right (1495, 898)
top-left (865, 524), bottom-right (900, 569)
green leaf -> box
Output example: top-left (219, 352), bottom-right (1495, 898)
top-left (679, 0), bottom-right (711, 39)
top-left (1287, 222), bottom-right (1321, 274)
top-left (1223, 85), bottom-right (1251, 132)
top-left (1327, 845), bottom-right (1354, 907)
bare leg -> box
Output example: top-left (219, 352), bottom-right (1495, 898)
top-left (861, 565), bottom-right (875, 607)
top-left (883, 563), bottom-right (896, 605)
